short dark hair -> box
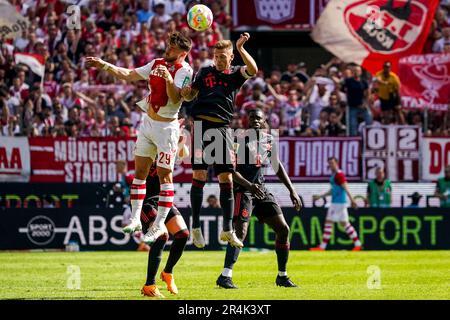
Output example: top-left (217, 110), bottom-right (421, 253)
top-left (167, 32), bottom-right (192, 52)
top-left (328, 156), bottom-right (338, 162)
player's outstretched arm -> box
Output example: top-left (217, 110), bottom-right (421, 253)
top-left (271, 157), bottom-right (302, 211)
top-left (236, 33), bottom-right (258, 77)
top-left (86, 57), bottom-right (144, 82)
top-left (232, 172), bottom-right (265, 199)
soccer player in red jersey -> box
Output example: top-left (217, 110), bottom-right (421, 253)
top-left (310, 157), bottom-right (362, 251)
top-left (86, 32), bottom-right (193, 244)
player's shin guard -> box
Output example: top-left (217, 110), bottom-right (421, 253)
top-left (275, 240), bottom-right (290, 276)
top-left (164, 229), bottom-right (189, 274)
top-left (344, 222), bottom-right (361, 247)
top-left (130, 179), bottom-right (146, 219)
top-left (146, 235), bottom-right (168, 286)
top-left (154, 183), bottom-right (174, 227)
top-left (219, 182), bottom-right (234, 231)
top-left (190, 179), bottom-right (205, 229)
top-left (223, 244), bottom-right (241, 277)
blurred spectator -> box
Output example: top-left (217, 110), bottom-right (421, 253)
top-left (407, 192), bottom-right (422, 208)
top-left (342, 65), bottom-right (372, 136)
top-left (0, 0), bottom-right (447, 140)
top-left (324, 110), bottom-right (345, 136)
top-left (374, 61), bottom-right (401, 121)
top-left (366, 167), bottom-right (392, 208)
top-left (433, 27), bottom-right (450, 52)
top-left (207, 194), bottom-right (220, 208)
top-left (434, 165), bottom-right (450, 208)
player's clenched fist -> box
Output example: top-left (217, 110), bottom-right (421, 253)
top-left (85, 56), bottom-right (105, 69)
top-left (151, 65), bottom-right (173, 82)
top-left (236, 32), bottom-right (250, 50)
top-left (180, 86), bottom-right (192, 98)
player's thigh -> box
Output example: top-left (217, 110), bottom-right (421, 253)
top-left (217, 171), bottom-right (233, 183)
top-left (134, 131), bottom-right (157, 178)
top-left (134, 155), bottom-right (154, 179)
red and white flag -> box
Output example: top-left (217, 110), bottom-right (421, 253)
top-left (14, 52), bottom-right (45, 77)
top-left (311, 0), bottom-right (440, 75)
top-left (399, 54), bottom-right (450, 112)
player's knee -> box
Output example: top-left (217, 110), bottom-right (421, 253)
top-left (174, 229), bottom-right (189, 239)
top-left (277, 223), bottom-right (290, 239)
top-left (157, 167), bottom-right (173, 183)
top-left (218, 172), bottom-right (233, 183)
top-left (192, 170), bottom-right (207, 181)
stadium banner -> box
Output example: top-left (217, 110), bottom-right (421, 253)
top-left (399, 54), bottom-right (450, 112)
top-left (1, 208), bottom-right (449, 251)
top-left (28, 137), bottom-right (136, 183)
top-left (265, 137), bottom-right (362, 181)
top-left (0, 136), bottom-right (30, 182)
top-left (363, 125), bottom-right (421, 181)
top-left (26, 136), bottom-right (361, 183)
top-left (0, 183), bottom-right (121, 209)
top-left (421, 137), bottom-right (450, 181)
top-left (230, 0), bottom-right (329, 31)
top-left (311, 0), bottom-right (440, 75)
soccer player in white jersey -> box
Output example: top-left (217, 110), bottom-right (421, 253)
top-left (86, 32), bottom-right (193, 243)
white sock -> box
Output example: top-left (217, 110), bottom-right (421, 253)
top-left (354, 240), bottom-right (362, 247)
top-left (278, 271), bottom-right (288, 277)
top-left (222, 268), bottom-right (233, 277)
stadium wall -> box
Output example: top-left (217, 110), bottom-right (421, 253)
top-left (1, 208), bottom-right (448, 251)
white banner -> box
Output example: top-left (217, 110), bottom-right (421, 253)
top-left (421, 137), bottom-right (450, 181)
top-left (0, 137), bottom-right (30, 182)
top-left (0, 0), bottom-right (28, 40)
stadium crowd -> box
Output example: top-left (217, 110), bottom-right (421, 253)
top-left (0, 0), bottom-right (449, 138)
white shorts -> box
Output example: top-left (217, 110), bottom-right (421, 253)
top-left (326, 204), bottom-right (349, 222)
top-left (134, 114), bottom-right (179, 170)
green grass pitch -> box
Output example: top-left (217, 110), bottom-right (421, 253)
top-left (0, 250), bottom-right (449, 300)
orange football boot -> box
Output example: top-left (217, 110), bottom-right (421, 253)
top-left (352, 246), bottom-right (362, 251)
top-left (309, 246), bottom-right (325, 251)
top-left (141, 284), bottom-right (165, 298)
top-left (160, 271), bottom-right (178, 295)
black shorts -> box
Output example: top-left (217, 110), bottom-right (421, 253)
top-left (234, 191), bottom-right (282, 223)
top-left (140, 198), bottom-right (180, 234)
top-left (379, 98), bottom-right (398, 111)
top-left (191, 118), bottom-right (235, 175)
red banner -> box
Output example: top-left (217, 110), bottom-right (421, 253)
top-left (312, 0), bottom-right (440, 75)
top-left (29, 137), bottom-right (136, 183)
top-left (231, 0), bottom-right (330, 30)
top-left (399, 54), bottom-right (450, 112)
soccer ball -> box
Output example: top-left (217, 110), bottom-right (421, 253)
top-left (187, 4), bottom-right (213, 32)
